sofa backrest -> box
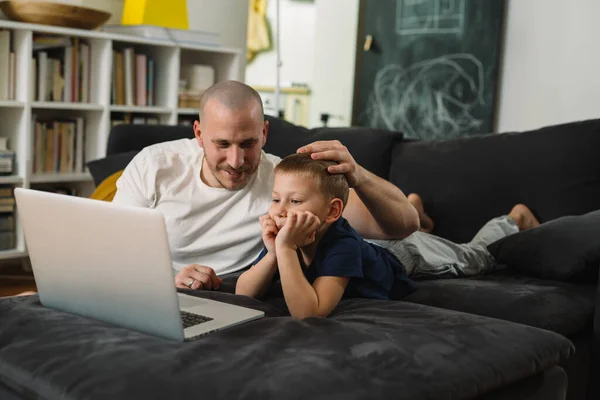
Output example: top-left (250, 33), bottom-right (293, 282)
top-left (104, 116), bottom-right (403, 181)
top-left (389, 119), bottom-right (600, 243)
top-left (263, 117), bottom-right (403, 180)
top-left (106, 124), bottom-right (195, 156)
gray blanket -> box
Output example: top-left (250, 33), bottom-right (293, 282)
top-left (0, 293), bottom-right (573, 400)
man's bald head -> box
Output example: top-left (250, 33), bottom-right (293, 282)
top-left (199, 80), bottom-right (264, 125)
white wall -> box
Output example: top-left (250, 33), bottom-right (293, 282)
top-left (307, 0), bottom-right (600, 132)
top-left (186, 0), bottom-right (249, 79)
top-left (244, 0), bottom-right (358, 128)
top-left (496, 0), bottom-right (600, 132)
top-left (245, 0), bottom-right (316, 87)
top-left (309, 0), bottom-right (360, 127)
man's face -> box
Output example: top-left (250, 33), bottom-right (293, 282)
top-left (194, 100), bottom-right (268, 190)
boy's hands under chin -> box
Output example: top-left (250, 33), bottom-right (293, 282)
top-left (275, 211), bottom-right (321, 251)
top-left (260, 214), bottom-right (279, 255)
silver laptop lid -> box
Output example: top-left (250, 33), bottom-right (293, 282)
top-left (14, 188), bottom-right (185, 341)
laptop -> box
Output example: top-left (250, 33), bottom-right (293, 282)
top-left (14, 188), bottom-right (264, 342)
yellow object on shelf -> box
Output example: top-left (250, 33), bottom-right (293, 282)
top-left (122, 0), bottom-right (188, 30)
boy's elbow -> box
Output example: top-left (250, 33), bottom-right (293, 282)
top-left (290, 307), bottom-right (330, 320)
top-left (290, 312), bottom-right (317, 320)
top-left (235, 282), bottom-right (255, 298)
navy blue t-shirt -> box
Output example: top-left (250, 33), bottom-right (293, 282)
top-left (254, 218), bottom-right (416, 300)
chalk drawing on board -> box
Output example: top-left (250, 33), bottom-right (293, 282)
top-left (361, 53), bottom-right (484, 140)
top-left (396, 0), bottom-right (466, 36)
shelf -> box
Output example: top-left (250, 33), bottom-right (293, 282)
top-left (0, 249), bottom-right (27, 260)
top-left (253, 85), bottom-right (311, 95)
top-left (0, 176), bottom-right (23, 185)
top-left (0, 100), bottom-right (25, 108)
top-left (0, 19), bottom-right (108, 40)
top-left (32, 102), bottom-right (104, 111)
top-left (110, 105), bottom-right (173, 113)
top-left (177, 108), bottom-right (199, 115)
top-left (30, 173), bottom-right (92, 184)
top-left (107, 32), bottom-right (178, 47)
top-left (179, 43), bottom-right (240, 55)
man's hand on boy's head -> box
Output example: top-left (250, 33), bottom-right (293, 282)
top-left (260, 214), bottom-right (279, 255)
top-left (275, 211), bottom-right (320, 251)
top-left (297, 140), bottom-right (366, 188)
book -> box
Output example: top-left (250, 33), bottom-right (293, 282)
top-left (0, 30), bottom-right (10, 100)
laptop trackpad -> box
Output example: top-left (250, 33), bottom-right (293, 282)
top-left (177, 293), bottom-right (208, 309)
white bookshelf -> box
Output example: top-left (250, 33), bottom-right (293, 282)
top-left (0, 100), bottom-right (24, 108)
top-left (0, 20), bottom-right (241, 261)
top-left (109, 105), bottom-right (172, 113)
top-left (32, 102), bottom-right (104, 111)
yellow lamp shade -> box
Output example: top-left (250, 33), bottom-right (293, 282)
top-left (122, 0), bottom-right (189, 30)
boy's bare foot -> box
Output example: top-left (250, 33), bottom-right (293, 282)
top-left (408, 193), bottom-right (434, 233)
top-left (508, 204), bottom-right (540, 231)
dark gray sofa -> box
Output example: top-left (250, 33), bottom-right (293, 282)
top-left (0, 117), bottom-right (598, 400)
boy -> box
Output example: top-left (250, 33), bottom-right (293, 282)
top-left (236, 154), bottom-right (541, 320)
top-left (235, 154), bottom-right (416, 319)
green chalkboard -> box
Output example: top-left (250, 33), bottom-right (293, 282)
top-left (352, 0), bottom-right (506, 140)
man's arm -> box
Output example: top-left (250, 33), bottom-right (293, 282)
top-left (298, 141), bottom-right (419, 240)
top-left (112, 151), bottom-right (222, 291)
top-left (343, 172), bottom-right (419, 240)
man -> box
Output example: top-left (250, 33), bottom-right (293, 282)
top-left (112, 80), bottom-right (420, 291)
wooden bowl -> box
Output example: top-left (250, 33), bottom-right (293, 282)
top-left (0, 0), bottom-right (112, 30)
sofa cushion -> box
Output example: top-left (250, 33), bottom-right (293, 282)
top-left (106, 124), bottom-right (194, 156)
top-left (389, 118), bottom-right (600, 243)
top-left (487, 210), bottom-right (600, 282)
top-left (0, 294), bottom-right (574, 400)
top-left (263, 119), bottom-right (403, 180)
top-left (89, 170), bottom-right (124, 202)
top-left (309, 127), bottom-right (403, 180)
top-left (403, 270), bottom-right (597, 337)
top-left (87, 150), bottom-right (139, 187)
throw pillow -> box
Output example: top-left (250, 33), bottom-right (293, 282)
top-left (89, 170), bottom-right (124, 202)
top-left (87, 151), bottom-right (139, 187)
top-left (487, 210), bottom-right (600, 282)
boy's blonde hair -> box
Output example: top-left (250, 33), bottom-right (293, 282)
top-left (274, 153), bottom-right (349, 206)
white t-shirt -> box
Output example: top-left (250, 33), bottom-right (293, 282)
top-left (112, 138), bottom-right (281, 275)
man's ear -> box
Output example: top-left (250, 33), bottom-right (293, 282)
top-left (262, 120), bottom-right (269, 148)
top-left (325, 198), bottom-right (344, 224)
top-left (193, 120), bottom-right (204, 148)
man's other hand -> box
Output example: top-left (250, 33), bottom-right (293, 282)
top-left (175, 264), bottom-right (222, 290)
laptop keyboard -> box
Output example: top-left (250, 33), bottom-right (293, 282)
top-left (180, 310), bottom-right (214, 329)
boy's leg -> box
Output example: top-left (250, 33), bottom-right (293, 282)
top-left (470, 204), bottom-right (539, 247)
top-left (370, 231), bottom-right (497, 279)
top-left (369, 204), bottom-right (539, 279)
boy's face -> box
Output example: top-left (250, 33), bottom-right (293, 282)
top-left (269, 172), bottom-right (332, 230)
